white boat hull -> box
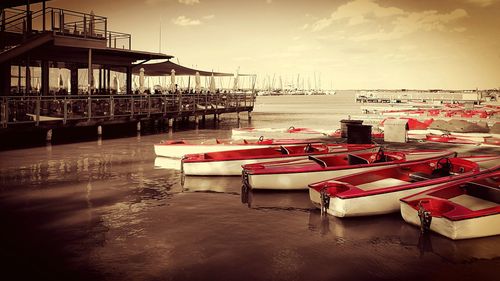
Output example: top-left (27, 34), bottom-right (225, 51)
top-left (400, 202), bottom-right (500, 240)
top-left (247, 151), bottom-right (453, 190)
top-left (309, 182), bottom-right (445, 217)
top-left (183, 154), bottom-right (311, 176)
top-left (248, 165), bottom-right (398, 190)
top-left (154, 144), bottom-right (266, 158)
top-left (182, 146), bottom-right (380, 176)
top-left (231, 128), bottom-right (330, 140)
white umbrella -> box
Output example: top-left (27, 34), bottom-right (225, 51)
top-left (170, 69), bottom-right (176, 92)
top-left (233, 74), bottom-right (239, 91)
top-left (209, 73), bottom-right (215, 93)
top-left (195, 71), bottom-right (201, 93)
top-left (139, 67), bottom-right (145, 93)
top-left (67, 76), bottom-right (71, 94)
top-left (112, 75), bottom-right (118, 92)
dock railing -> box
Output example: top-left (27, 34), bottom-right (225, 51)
top-left (1, 7), bottom-right (131, 49)
top-left (0, 91), bottom-right (255, 128)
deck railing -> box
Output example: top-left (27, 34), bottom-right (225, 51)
top-left (1, 7), bottom-right (131, 50)
top-left (0, 92), bottom-right (255, 128)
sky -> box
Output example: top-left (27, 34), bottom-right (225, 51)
top-left (43, 0), bottom-right (500, 89)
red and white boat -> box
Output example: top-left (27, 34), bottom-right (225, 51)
top-left (308, 155), bottom-right (500, 217)
top-left (400, 170), bottom-right (500, 240)
top-left (243, 150), bottom-right (456, 190)
top-left (181, 143), bottom-right (379, 176)
top-left (154, 138), bottom-right (322, 158)
top-left (425, 134), bottom-right (500, 146)
top-left (231, 127), bottom-right (332, 140)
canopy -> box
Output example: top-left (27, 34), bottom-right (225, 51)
top-left (132, 60), bottom-right (254, 77)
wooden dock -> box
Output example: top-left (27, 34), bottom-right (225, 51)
top-left (1, 91), bottom-right (255, 129)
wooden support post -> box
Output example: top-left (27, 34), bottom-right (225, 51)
top-left (1, 97), bottom-right (7, 128)
top-left (136, 121), bottom-right (141, 132)
top-left (126, 66), bottom-right (132, 94)
top-left (63, 98), bottom-right (67, 124)
top-left (88, 48), bottom-right (93, 93)
top-left (41, 60), bottom-right (49, 95)
top-left (168, 118), bottom-right (173, 127)
top-left (110, 96), bottom-right (114, 119)
top-left (97, 125), bottom-right (102, 136)
top-left (35, 96), bottom-right (40, 125)
top-left (46, 129), bottom-right (52, 142)
top-left (87, 97), bottom-right (91, 121)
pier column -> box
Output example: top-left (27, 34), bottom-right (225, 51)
top-left (70, 66), bottom-right (78, 95)
top-left (248, 111), bottom-right (252, 120)
top-left (88, 48), bottom-right (93, 93)
top-left (194, 115), bottom-right (199, 125)
top-left (168, 118), bottom-right (174, 127)
top-left (136, 121), bottom-right (141, 132)
top-left (97, 125), bottom-right (102, 136)
top-left (0, 63), bottom-right (10, 96)
top-left (126, 66), bottom-right (132, 94)
top-left (41, 60), bottom-right (49, 95)
top-left (237, 111), bottom-right (240, 120)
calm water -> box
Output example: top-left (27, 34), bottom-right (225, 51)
top-left (0, 92), bottom-right (499, 281)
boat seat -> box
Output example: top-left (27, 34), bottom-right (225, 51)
top-left (462, 182), bottom-right (500, 204)
top-left (348, 154), bottom-right (369, 165)
top-left (409, 172), bottom-right (433, 182)
top-left (309, 155), bottom-right (327, 168)
top-left (280, 146), bottom-right (290, 155)
top-left (357, 178), bottom-right (410, 191)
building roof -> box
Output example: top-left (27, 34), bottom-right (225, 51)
top-left (1, 0), bottom-right (49, 9)
top-left (132, 60), bottom-right (255, 77)
top-left (132, 61), bottom-right (233, 76)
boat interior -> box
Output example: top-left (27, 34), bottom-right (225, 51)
top-left (406, 173), bottom-right (500, 220)
top-left (310, 151), bottom-right (404, 168)
top-left (310, 157), bottom-right (480, 195)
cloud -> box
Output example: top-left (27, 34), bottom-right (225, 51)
top-left (178, 0), bottom-right (200, 5)
top-left (464, 0), bottom-right (498, 7)
top-left (172, 16), bottom-right (201, 26)
top-left (203, 14), bottom-right (215, 20)
top-left (351, 9), bottom-right (468, 41)
top-left (312, 0), bottom-right (405, 31)
top-left (266, 0), bottom-right (273, 4)
top-left (307, 0), bottom-right (468, 41)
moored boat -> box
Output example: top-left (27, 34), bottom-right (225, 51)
top-left (243, 150), bottom-right (456, 190)
top-left (181, 143), bottom-right (379, 176)
top-left (400, 170), bottom-right (500, 240)
top-left (231, 126), bottom-right (332, 140)
top-left (154, 138), bottom-right (323, 158)
top-left (308, 155), bottom-right (500, 217)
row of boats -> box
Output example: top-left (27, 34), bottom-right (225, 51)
top-left (154, 135), bottom-right (500, 240)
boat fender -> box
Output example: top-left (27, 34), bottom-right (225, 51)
top-left (258, 136), bottom-right (264, 142)
top-left (417, 201), bottom-right (432, 234)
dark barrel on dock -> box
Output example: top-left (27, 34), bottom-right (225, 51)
top-left (347, 124), bottom-right (372, 144)
top-left (340, 119), bottom-right (363, 138)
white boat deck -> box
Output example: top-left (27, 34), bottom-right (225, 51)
top-left (449, 194), bottom-right (498, 211)
top-left (357, 178), bottom-right (409, 191)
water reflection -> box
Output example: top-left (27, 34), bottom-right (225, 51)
top-left (182, 176), bottom-right (241, 194)
top-left (154, 157), bottom-right (182, 170)
top-left (243, 188), bottom-right (315, 211)
top-left (399, 223), bottom-right (500, 263)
